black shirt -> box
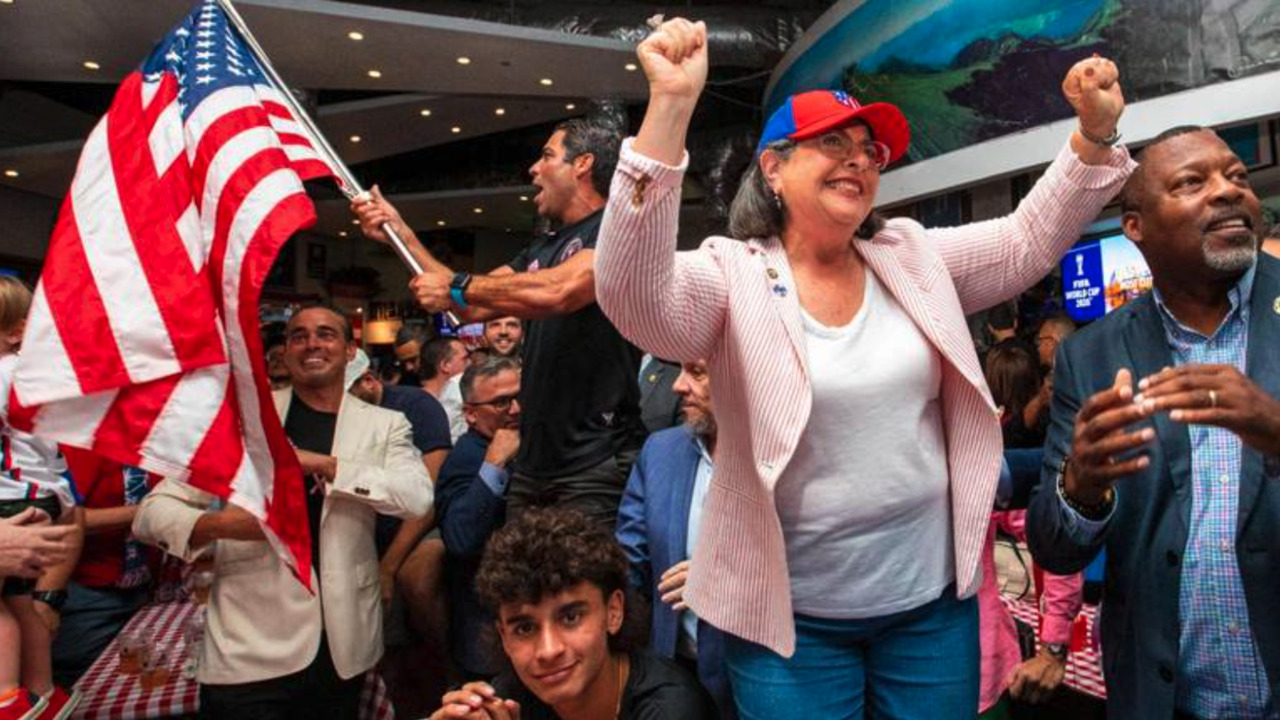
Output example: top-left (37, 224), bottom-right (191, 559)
top-left (506, 209), bottom-right (644, 478)
top-left (492, 649), bottom-right (716, 720)
top-left (374, 384), bottom-right (453, 554)
top-left (283, 393), bottom-right (337, 568)
top-left (380, 384), bottom-right (451, 455)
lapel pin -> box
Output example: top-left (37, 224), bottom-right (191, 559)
top-left (772, 284), bottom-right (788, 297)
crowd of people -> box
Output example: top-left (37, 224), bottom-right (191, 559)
top-left (3, 15), bottom-right (1280, 720)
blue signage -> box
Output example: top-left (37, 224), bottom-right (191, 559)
top-left (1062, 241), bottom-right (1105, 322)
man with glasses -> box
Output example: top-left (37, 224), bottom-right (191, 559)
top-left (1035, 314), bottom-right (1076, 372)
top-left (434, 356), bottom-right (522, 679)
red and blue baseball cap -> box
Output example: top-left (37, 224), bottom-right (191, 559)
top-left (756, 90), bottom-right (910, 165)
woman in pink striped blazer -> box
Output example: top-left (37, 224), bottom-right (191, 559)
top-left (594, 19), bottom-right (1133, 719)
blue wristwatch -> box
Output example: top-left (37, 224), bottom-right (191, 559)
top-left (449, 271), bottom-right (472, 309)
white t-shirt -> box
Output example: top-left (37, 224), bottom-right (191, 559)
top-left (0, 354), bottom-right (76, 512)
top-left (775, 270), bottom-right (953, 619)
top-left (439, 375), bottom-right (467, 443)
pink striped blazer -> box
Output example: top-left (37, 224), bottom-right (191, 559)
top-left (595, 138), bottom-right (1133, 657)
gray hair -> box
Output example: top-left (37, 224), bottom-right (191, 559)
top-left (460, 355), bottom-right (521, 403)
top-left (727, 138), bottom-right (885, 242)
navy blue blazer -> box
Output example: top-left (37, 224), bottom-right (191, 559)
top-left (616, 426), bottom-right (734, 719)
top-left (1027, 254), bottom-right (1280, 718)
top-left (436, 429), bottom-right (505, 677)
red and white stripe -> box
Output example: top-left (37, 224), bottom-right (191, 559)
top-left (593, 138), bottom-right (1132, 657)
top-left (12, 68), bottom-right (337, 582)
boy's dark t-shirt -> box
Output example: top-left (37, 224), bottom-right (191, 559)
top-left (492, 649), bottom-right (716, 720)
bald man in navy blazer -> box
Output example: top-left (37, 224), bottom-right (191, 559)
top-left (617, 360), bottom-right (734, 718)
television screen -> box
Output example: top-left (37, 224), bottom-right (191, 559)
top-left (1060, 233), bottom-right (1152, 323)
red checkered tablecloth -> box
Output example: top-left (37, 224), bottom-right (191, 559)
top-left (73, 601), bottom-right (394, 720)
top-left (1001, 598), bottom-right (1107, 700)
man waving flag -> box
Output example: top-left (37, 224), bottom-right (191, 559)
top-left (10, 0), bottom-right (340, 584)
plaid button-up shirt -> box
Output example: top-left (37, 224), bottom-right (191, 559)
top-left (1152, 264), bottom-right (1274, 719)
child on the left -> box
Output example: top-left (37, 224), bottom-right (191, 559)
top-left (0, 276), bottom-right (84, 720)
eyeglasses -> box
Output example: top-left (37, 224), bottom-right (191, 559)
top-left (466, 393), bottom-right (519, 412)
top-left (807, 132), bottom-right (891, 171)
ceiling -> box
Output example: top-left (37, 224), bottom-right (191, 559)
top-left (0, 0), bottom-right (825, 243)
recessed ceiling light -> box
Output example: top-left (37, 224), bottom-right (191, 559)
top-left (351, 219), bottom-right (360, 225)
top-left (3, 169), bottom-right (18, 178)
top-left (565, 103), bottom-right (576, 110)
top-left (451, 126), bottom-right (462, 134)
top-left (419, 109), bottom-right (432, 117)
top-left (456, 56), bottom-right (471, 65)
top-left (83, 61), bottom-right (101, 71)
top-left (347, 31), bottom-right (364, 41)
top-left (436, 220), bottom-right (446, 226)
top-left (539, 78), bottom-right (554, 86)
top-left (367, 69), bottom-right (382, 78)
top-left (519, 195), bottom-right (529, 202)
top-left (473, 207), bottom-right (484, 214)
top-left (349, 135), bottom-right (361, 143)
top-left (625, 63), bottom-right (638, 71)
top-left (339, 231), bottom-right (348, 237)
top-left (494, 108), bottom-right (506, 116)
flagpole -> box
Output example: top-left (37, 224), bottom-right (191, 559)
top-left (215, 0), bottom-right (463, 326)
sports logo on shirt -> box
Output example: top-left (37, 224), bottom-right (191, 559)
top-left (557, 237), bottom-right (584, 264)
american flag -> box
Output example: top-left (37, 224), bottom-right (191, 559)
top-left (10, 0), bottom-right (339, 584)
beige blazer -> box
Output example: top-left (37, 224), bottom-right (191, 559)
top-left (133, 389), bottom-right (433, 684)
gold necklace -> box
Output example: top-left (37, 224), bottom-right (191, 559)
top-left (613, 654), bottom-right (629, 719)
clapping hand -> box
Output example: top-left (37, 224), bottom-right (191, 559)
top-left (1137, 364), bottom-right (1280, 456)
top-left (1064, 369), bottom-right (1154, 506)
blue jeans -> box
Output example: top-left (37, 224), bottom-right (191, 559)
top-left (51, 581), bottom-right (150, 687)
top-left (724, 586), bottom-right (979, 720)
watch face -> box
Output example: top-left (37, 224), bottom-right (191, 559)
top-left (35, 591), bottom-right (67, 610)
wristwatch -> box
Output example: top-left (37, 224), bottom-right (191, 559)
top-left (1044, 642), bottom-right (1068, 661)
top-left (449, 271), bottom-right (473, 309)
top-left (32, 589), bottom-right (68, 612)
top-left (1078, 124), bottom-right (1122, 147)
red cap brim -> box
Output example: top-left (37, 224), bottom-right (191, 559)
top-left (790, 102), bottom-right (910, 165)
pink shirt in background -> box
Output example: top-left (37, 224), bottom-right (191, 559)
top-left (978, 509), bottom-right (1083, 713)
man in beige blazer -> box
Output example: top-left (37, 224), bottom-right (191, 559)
top-left (133, 303), bottom-right (432, 719)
